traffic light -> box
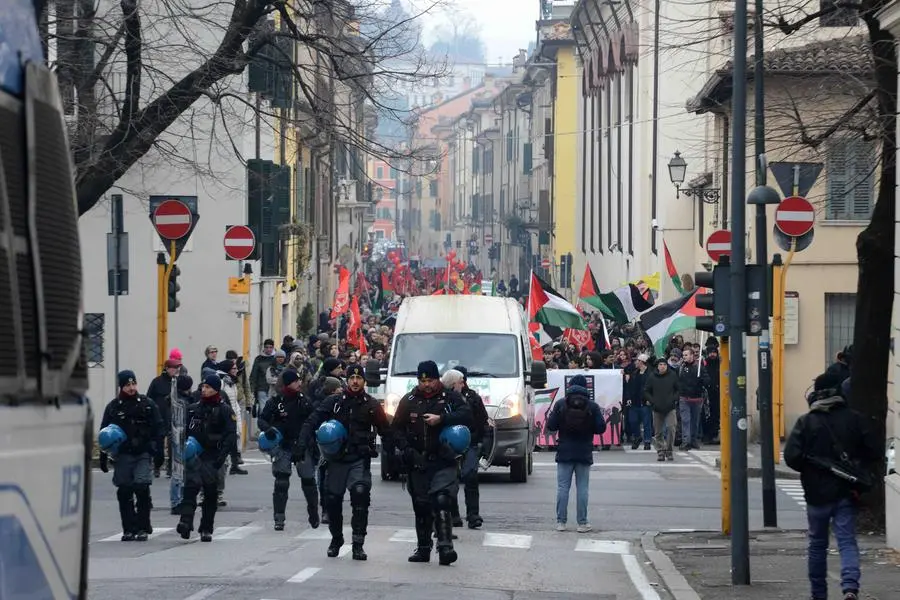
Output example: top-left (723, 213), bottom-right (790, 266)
top-left (167, 264), bottom-right (181, 312)
top-left (559, 253), bottom-right (573, 288)
top-left (694, 256), bottom-right (730, 337)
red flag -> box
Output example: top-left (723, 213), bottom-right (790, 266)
top-left (564, 328), bottom-right (595, 351)
top-left (527, 322), bottom-right (543, 361)
top-left (381, 271), bottom-right (393, 293)
top-left (330, 267), bottom-right (350, 318)
top-left (347, 295), bottom-right (364, 349)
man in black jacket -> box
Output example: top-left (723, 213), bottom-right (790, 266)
top-left (784, 372), bottom-right (881, 600)
top-left (448, 366), bottom-right (490, 529)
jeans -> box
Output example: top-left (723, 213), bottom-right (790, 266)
top-left (678, 398), bottom-right (702, 446)
top-left (807, 498), bottom-right (860, 598)
top-left (653, 410), bottom-right (677, 454)
top-left (629, 405), bottom-right (654, 443)
top-left (556, 462), bottom-right (590, 525)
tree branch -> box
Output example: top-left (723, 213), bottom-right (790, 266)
top-left (120, 0), bottom-right (142, 125)
top-left (769, 3), bottom-right (863, 35)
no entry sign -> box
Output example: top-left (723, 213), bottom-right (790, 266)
top-left (705, 229), bottom-right (732, 263)
top-left (775, 196), bottom-right (815, 237)
top-left (153, 200), bottom-right (192, 240)
top-left (224, 225), bottom-right (256, 261)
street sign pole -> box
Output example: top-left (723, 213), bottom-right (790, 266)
top-left (729, 0), bottom-right (751, 584)
top-left (111, 194), bottom-right (123, 378)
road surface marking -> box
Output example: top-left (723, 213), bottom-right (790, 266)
top-left (389, 528), bottom-right (417, 542)
top-left (287, 567), bottom-right (321, 583)
top-left (296, 528), bottom-right (332, 540)
top-left (217, 525), bottom-right (262, 540)
top-left (777, 481), bottom-right (807, 507)
top-left (622, 553), bottom-right (662, 600)
top-left (575, 539), bottom-right (631, 554)
top-left (182, 587), bottom-right (221, 600)
top-left (148, 527), bottom-right (174, 539)
top-left (338, 544), bottom-right (352, 558)
top-left (482, 532), bottom-right (532, 549)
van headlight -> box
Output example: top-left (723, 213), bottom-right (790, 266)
top-left (494, 394), bottom-right (521, 420)
top-left (384, 393), bottom-right (401, 416)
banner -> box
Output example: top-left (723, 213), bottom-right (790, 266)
top-left (170, 396), bottom-right (186, 509)
top-left (534, 369), bottom-right (623, 448)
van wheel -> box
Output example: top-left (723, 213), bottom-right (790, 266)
top-left (527, 451), bottom-right (533, 475)
top-left (510, 458), bottom-right (528, 483)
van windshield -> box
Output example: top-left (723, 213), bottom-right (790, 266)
top-left (391, 333), bottom-right (520, 378)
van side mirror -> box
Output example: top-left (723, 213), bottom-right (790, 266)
top-left (364, 359), bottom-right (384, 387)
top-left (529, 361), bottom-right (547, 389)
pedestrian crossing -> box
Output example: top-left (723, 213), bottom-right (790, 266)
top-left (777, 480), bottom-right (807, 508)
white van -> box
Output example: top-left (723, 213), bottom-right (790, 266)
top-left (365, 295), bottom-right (547, 482)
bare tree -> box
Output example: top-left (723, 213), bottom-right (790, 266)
top-left (43, 0), bottom-right (447, 216)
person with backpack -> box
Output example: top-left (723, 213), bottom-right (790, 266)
top-left (546, 374), bottom-right (606, 533)
top-left (784, 372), bottom-right (881, 600)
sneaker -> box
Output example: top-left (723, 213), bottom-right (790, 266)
top-left (556, 522), bottom-right (567, 531)
top-left (644, 443), bottom-right (651, 451)
top-left (577, 523), bottom-right (592, 533)
top-left (843, 591), bottom-right (859, 600)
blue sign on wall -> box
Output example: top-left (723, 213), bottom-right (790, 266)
top-left (0, 0), bottom-right (44, 96)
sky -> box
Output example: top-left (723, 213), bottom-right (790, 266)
top-left (421, 0), bottom-right (539, 65)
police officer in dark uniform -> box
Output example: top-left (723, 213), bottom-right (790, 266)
top-left (392, 360), bottom-right (471, 565)
top-left (257, 369), bottom-right (320, 531)
top-left (299, 364), bottom-right (391, 560)
top-left (454, 366), bottom-right (490, 529)
top-left (176, 375), bottom-right (237, 542)
top-left (99, 370), bottom-right (165, 541)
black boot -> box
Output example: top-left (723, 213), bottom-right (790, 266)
top-left (326, 503), bottom-right (343, 557)
top-left (176, 518), bottom-right (193, 540)
top-left (116, 486), bottom-right (136, 539)
top-left (435, 509), bottom-right (458, 566)
top-left (301, 480), bottom-right (320, 529)
top-left (273, 476), bottom-right (289, 531)
top-left (327, 535), bottom-right (344, 558)
top-left (352, 543), bottom-right (367, 561)
top-left (350, 505), bottom-right (368, 547)
top-left (134, 486), bottom-right (153, 538)
top-left (409, 514), bottom-right (432, 563)
top-left (464, 483), bottom-right (480, 529)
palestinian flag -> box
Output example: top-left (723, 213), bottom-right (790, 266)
top-left (663, 240), bottom-right (685, 295)
top-left (638, 289), bottom-right (704, 355)
top-left (528, 272), bottom-right (586, 330)
top-left (579, 264), bottom-right (653, 324)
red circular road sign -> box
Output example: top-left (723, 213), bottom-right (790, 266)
top-left (541, 257), bottom-right (550, 268)
top-left (706, 229), bottom-right (732, 262)
top-left (224, 225), bottom-right (256, 260)
top-left (775, 196), bottom-right (816, 237)
top-left (153, 200), bottom-right (192, 240)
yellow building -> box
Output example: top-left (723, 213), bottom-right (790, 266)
top-left (549, 35), bottom-right (579, 267)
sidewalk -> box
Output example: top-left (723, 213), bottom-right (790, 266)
top-left (688, 442), bottom-right (800, 480)
top-left (642, 530), bottom-right (900, 600)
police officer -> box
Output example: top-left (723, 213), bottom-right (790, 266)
top-left (452, 366), bottom-right (490, 529)
top-left (99, 370), bottom-right (165, 541)
top-left (315, 376), bottom-right (344, 525)
top-left (299, 364), bottom-right (390, 561)
top-left (257, 369), bottom-right (320, 531)
top-left (176, 375), bottom-right (237, 542)
top-left (392, 360), bottom-right (471, 565)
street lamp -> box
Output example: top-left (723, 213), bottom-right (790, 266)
top-left (668, 150), bottom-right (721, 204)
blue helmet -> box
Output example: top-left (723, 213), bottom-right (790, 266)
top-left (258, 428), bottom-right (282, 453)
top-left (184, 437), bottom-right (202, 462)
top-left (440, 425), bottom-right (471, 455)
top-left (98, 424), bottom-right (127, 454)
top-left (316, 420), bottom-right (348, 460)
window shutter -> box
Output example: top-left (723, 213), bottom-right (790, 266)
top-left (523, 143), bottom-right (533, 173)
top-left (850, 139), bottom-right (875, 219)
top-left (826, 141), bottom-right (850, 219)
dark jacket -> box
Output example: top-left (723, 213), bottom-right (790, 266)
top-left (146, 373), bottom-right (176, 424)
top-left (392, 387), bottom-right (471, 466)
top-left (625, 367), bottom-right (650, 405)
top-left (249, 353), bottom-right (276, 393)
top-left (546, 386), bottom-right (606, 464)
top-left (462, 386), bottom-right (490, 443)
top-left (257, 391), bottom-right (317, 448)
top-left (300, 389), bottom-right (391, 462)
top-left (643, 368), bottom-right (679, 414)
top-left (100, 394), bottom-right (165, 457)
top-left (784, 394), bottom-right (881, 506)
top-left (184, 395), bottom-right (237, 466)
top-left (677, 361), bottom-right (709, 399)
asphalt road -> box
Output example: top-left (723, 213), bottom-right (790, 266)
top-left (87, 447), bottom-right (808, 600)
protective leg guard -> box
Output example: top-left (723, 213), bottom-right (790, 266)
top-left (349, 483), bottom-right (370, 544)
top-left (464, 478), bottom-right (481, 527)
top-left (134, 485), bottom-right (153, 539)
top-left (198, 483), bottom-right (218, 535)
top-left (273, 475), bottom-right (290, 527)
top-left (408, 512), bottom-right (432, 563)
top-left (300, 477), bottom-right (319, 529)
top-left (116, 486), bottom-right (136, 539)
top-left (433, 492), bottom-right (458, 565)
top-left (325, 494), bottom-right (343, 554)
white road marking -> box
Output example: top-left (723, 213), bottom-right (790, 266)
top-left (482, 532), bottom-right (532, 549)
top-left (287, 567), bottom-right (321, 583)
top-left (531, 462), bottom-right (708, 469)
top-left (622, 553), bottom-right (662, 600)
top-left (574, 539), bottom-right (631, 554)
top-left (337, 544), bottom-right (352, 558)
top-left (389, 528), bottom-right (417, 543)
top-left (148, 528), bottom-right (174, 539)
top-left (296, 528), bottom-right (332, 540)
top-left (217, 525), bottom-right (262, 540)
top-left (181, 587), bottom-right (222, 600)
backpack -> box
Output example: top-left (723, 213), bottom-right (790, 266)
top-left (562, 395), bottom-right (594, 436)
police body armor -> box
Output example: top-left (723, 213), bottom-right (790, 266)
top-left (268, 393), bottom-right (315, 449)
top-left (402, 390), bottom-right (456, 463)
top-left (331, 392), bottom-right (380, 461)
top-left (186, 401), bottom-right (229, 457)
top-left (110, 396), bottom-right (158, 455)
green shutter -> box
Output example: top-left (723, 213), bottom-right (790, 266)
top-left (523, 143), bottom-right (533, 174)
top-left (826, 141), bottom-right (850, 220)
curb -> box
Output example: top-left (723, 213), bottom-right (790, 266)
top-left (640, 531), bottom-right (702, 600)
top-left (714, 458), bottom-right (800, 480)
